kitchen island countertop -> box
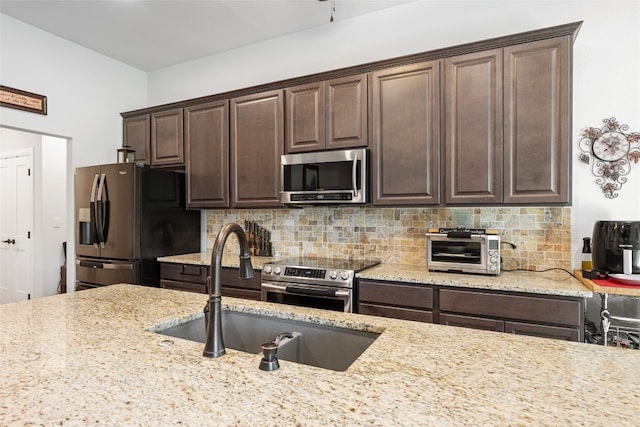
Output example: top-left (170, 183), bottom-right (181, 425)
top-left (1, 284), bottom-right (636, 425)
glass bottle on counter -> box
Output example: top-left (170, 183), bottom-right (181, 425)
top-left (582, 237), bottom-right (593, 271)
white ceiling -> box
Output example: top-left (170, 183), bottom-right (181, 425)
top-left (0, 0), bottom-right (415, 72)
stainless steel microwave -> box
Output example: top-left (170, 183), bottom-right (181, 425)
top-left (426, 228), bottom-right (501, 276)
top-left (280, 148), bottom-right (368, 205)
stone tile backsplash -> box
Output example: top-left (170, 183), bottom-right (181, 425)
top-left (205, 207), bottom-right (571, 271)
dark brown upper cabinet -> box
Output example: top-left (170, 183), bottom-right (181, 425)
top-left (121, 22), bottom-right (580, 207)
top-left (503, 36), bottom-right (572, 204)
top-left (185, 100), bottom-right (229, 208)
top-left (370, 61), bottom-right (441, 206)
top-left (285, 73), bottom-right (368, 153)
top-left (444, 35), bottom-right (572, 205)
top-left (443, 49), bottom-right (503, 205)
top-left (151, 108), bottom-right (184, 166)
top-left (230, 89), bottom-right (284, 208)
top-left (123, 115), bottom-right (150, 164)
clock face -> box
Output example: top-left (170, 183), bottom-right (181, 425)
top-left (592, 131), bottom-right (630, 161)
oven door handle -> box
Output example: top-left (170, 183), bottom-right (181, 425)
top-left (262, 282), bottom-right (350, 298)
top-left (285, 286), bottom-right (340, 298)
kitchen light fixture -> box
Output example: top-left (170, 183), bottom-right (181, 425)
top-left (117, 145), bottom-right (135, 163)
top-left (318, 0), bottom-right (336, 22)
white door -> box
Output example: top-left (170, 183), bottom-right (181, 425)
top-left (0, 153), bottom-right (34, 304)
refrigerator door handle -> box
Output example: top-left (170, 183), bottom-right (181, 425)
top-left (90, 174), bottom-right (100, 247)
top-left (95, 173), bottom-right (108, 247)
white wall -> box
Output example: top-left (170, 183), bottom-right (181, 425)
top-left (147, 0), bottom-right (640, 269)
top-left (41, 135), bottom-right (67, 296)
top-left (0, 14), bottom-right (148, 290)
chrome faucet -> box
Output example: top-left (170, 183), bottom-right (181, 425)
top-left (203, 222), bottom-right (254, 358)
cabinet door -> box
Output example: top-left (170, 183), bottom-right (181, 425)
top-left (151, 108), bottom-right (184, 166)
top-left (285, 82), bottom-right (324, 153)
top-left (503, 36), bottom-right (571, 204)
top-left (230, 90), bottom-right (283, 208)
top-left (185, 100), bottom-right (229, 208)
top-left (326, 73), bottom-right (368, 150)
top-left (123, 115), bottom-right (150, 164)
top-left (444, 50), bottom-right (503, 204)
top-left (370, 61), bottom-right (440, 205)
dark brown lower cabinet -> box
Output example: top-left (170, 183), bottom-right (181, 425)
top-left (357, 279), bottom-right (584, 342)
top-left (438, 288), bottom-right (583, 342)
top-left (160, 263), bottom-right (208, 294)
top-left (219, 268), bottom-right (261, 301)
top-left (357, 280), bottom-right (434, 322)
top-left (160, 263), bottom-right (261, 300)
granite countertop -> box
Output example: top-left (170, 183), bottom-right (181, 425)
top-left (158, 252), bottom-right (279, 270)
top-left (359, 263), bottom-right (593, 298)
top-left (160, 253), bottom-right (592, 298)
top-left (2, 284), bottom-right (637, 425)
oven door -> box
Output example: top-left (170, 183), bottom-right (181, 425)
top-left (261, 281), bottom-right (352, 313)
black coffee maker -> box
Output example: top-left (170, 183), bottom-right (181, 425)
top-left (592, 221), bottom-right (640, 274)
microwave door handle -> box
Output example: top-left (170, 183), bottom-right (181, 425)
top-left (352, 152), bottom-right (359, 197)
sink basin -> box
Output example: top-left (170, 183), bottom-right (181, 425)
top-left (155, 310), bottom-right (380, 371)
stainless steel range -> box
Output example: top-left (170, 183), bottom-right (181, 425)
top-left (261, 257), bottom-right (380, 313)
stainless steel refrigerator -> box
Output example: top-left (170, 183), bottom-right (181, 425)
top-left (75, 163), bottom-right (200, 290)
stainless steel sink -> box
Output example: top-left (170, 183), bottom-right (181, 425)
top-left (155, 310), bottom-right (380, 371)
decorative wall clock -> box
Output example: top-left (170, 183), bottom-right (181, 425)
top-left (578, 117), bottom-right (640, 198)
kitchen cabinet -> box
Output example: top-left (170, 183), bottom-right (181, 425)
top-left (285, 74), bottom-right (367, 153)
top-left (503, 36), bottom-right (572, 204)
top-left (443, 49), bottom-right (503, 204)
top-left (151, 108), bottom-right (184, 167)
top-left (370, 61), bottom-right (441, 205)
top-left (123, 114), bottom-right (150, 164)
top-left (443, 36), bottom-right (572, 205)
top-left (185, 100), bottom-right (229, 208)
top-left (357, 280), bottom-right (434, 322)
top-left (230, 89), bottom-right (283, 208)
top-left (438, 288), bottom-right (583, 341)
top-left (357, 279), bottom-right (584, 342)
top-left (160, 263), bottom-right (261, 300)
top-left (121, 22), bottom-right (579, 207)
top-left (218, 268), bottom-right (261, 300)
top-left (160, 263), bottom-right (208, 294)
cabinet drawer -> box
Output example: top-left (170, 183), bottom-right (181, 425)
top-left (358, 280), bottom-right (433, 309)
top-left (440, 313), bottom-right (504, 332)
top-left (220, 268), bottom-right (261, 291)
top-left (439, 288), bottom-right (582, 327)
top-left (160, 279), bottom-right (206, 294)
top-left (221, 287), bottom-right (261, 301)
top-left (504, 321), bottom-right (580, 341)
top-left (358, 303), bottom-right (433, 323)
top-left (161, 263), bottom-right (208, 284)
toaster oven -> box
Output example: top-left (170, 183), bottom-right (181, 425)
top-left (426, 228), bottom-right (500, 275)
